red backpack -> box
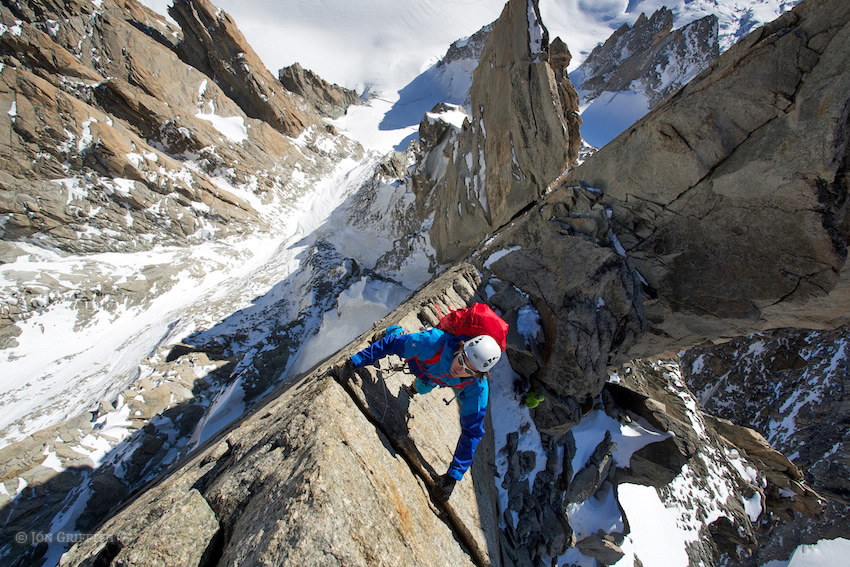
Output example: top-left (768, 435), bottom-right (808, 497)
top-left (435, 302), bottom-right (509, 351)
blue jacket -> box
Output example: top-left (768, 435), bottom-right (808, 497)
top-left (350, 327), bottom-right (489, 481)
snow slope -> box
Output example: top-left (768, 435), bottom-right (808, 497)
top-left (0, 151), bottom-right (409, 446)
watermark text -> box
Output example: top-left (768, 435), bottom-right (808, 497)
top-left (14, 531), bottom-right (122, 545)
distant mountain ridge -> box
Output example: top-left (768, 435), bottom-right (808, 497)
top-left (573, 7), bottom-right (719, 109)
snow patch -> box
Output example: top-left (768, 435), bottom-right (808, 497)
top-left (292, 276), bottom-right (409, 374)
top-left (517, 304), bottom-right (542, 345)
top-left (527, 0), bottom-right (544, 56)
top-left (569, 409), bottom-right (670, 479)
top-left (52, 177), bottom-right (88, 205)
top-left (424, 105), bottom-right (468, 130)
top-left (764, 538), bottom-right (850, 567)
top-left (41, 448), bottom-right (65, 473)
top-left (617, 484), bottom-right (692, 567)
top-left (78, 118), bottom-right (98, 152)
top-left (484, 246), bottom-right (521, 269)
top-left (196, 102), bottom-right (249, 144)
top-left (189, 374), bottom-right (246, 448)
top-left (0, 20), bottom-right (24, 37)
top-left (46, 19), bottom-right (60, 36)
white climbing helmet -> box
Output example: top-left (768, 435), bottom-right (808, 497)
top-left (463, 335), bottom-right (502, 373)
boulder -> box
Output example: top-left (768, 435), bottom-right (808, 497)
top-left (566, 431), bottom-right (615, 504)
top-left (112, 489), bottom-right (219, 567)
top-left (576, 533), bottom-right (626, 566)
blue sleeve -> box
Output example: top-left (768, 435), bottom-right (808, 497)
top-left (350, 332), bottom-right (407, 367)
top-left (447, 379), bottom-right (489, 480)
top-left (350, 328), bottom-right (447, 367)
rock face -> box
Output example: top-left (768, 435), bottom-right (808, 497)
top-left (564, 0), bottom-right (850, 359)
top-left (0, 3), bottom-right (255, 253)
top-left (168, 0), bottom-right (318, 136)
top-left (454, 0), bottom-right (848, 450)
top-left (0, 0), bottom-right (349, 258)
top-left (0, 0), bottom-right (360, 350)
top-left (441, 24), bottom-right (493, 67)
top-left (421, 0), bottom-right (582, 264)
top-left (473, 184), bottom-right (647, 412)
top-left (59, 265), bottom-right (499, 567)
top-left (576, 8), bottom-right (720, 108)
top-left (279, 62), bottom-right (359, 119)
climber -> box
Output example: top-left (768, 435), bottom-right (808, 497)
top-left (337, 325), bottom-right (502, 502)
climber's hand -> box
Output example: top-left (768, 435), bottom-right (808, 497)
top-left (433, 474), bottom-right (456, 502)
top-left (332, 359), bottom-right (355, 380)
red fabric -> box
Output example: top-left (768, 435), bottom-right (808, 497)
top-left (436, 303), bottom-right (508, 351)
top-left (419, 344), bottom-right (444, 366)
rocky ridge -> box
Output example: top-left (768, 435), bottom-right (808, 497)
top-left (279, 62), bottom-right (359, 120)
top-left (56, 263), bottom-right (821, 567)
top-left (167, 0), bottom-right (317, 137)
top-left (432, 22), bottom-right (493, 106)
